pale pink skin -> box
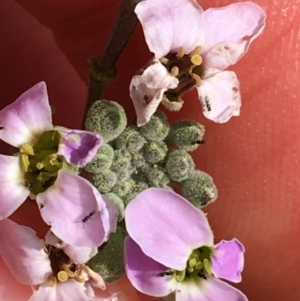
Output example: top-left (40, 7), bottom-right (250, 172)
top-left (0, 82), bottom-right (103, 220)
top-left (124, 188), bottom-right (247, 301)
top-left (131, 0), bottom-right (266, 125)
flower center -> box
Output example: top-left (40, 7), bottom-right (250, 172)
top-left (160, 46), bottom-right (204, 103)
top-left (45, 245), bottom-right (84, 287)
top-left (160, 246), bottom-right (213, 282)
top-left (19, 130), bottom-right (66, 195)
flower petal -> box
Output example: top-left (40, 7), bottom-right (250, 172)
top-left (211, 239), bottom-right (245, 283)
top-left (124, 237), bottom-right (177, 297)
top-left (0, 82), bottom-right (52, 147)
top-left (197, 71), bottom-right (241, 123)
top-left (125, 188), bottom-right (213, 270)
top-left (130, 60), bottom-right (178, 126)
top-left (45, 230), bottom-right (97, 264)
top-left (58, 129), bottom-right (103, 167)
top-left (176, 277), bottom-right (248, 301)
top-left (0, 219), bottom-right (51, 285)
top-left (80, 265), bottom-right (106, 290)
top-left (37, 170), bottom-right (110, 247)
top-left (0, 155), bottom-right (30, 220)
top-left (135, 0), bottom-right (204, 58)
top-left (28, 279), bottom-right (91, 301)
top-left (202, 2), bottom-right (266, 70)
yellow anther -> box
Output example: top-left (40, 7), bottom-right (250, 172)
top-left (190, 54), bottom-right (203, 66)
top-left (203, 259), bottom-right (212, 276)
top-left (19, 143), bottom-right (34, 156)
top-left (175, 270), bottom-right (186, 282)
top-left (176, 46), bottom-right (185, 58)
top-left (161, 97), bottom-right (183, 112)
top-left (195, 262), bottom-right (203, 270)
top-left (36, 162), bottom-right (44, 170)
top-left (191, 73), bottom-right (202, 86)
top-left (62, 264), bottom-right (77, 278)
top-left (160, 57), bottom-right (169, 65)
top-left (57, 271), bottom-right (69, 282)
top-left (20, 153), bottom-right (30, 172)
top-left (171, 66), bottom-right (179, 77)
top-left (48, 275), bottom-right (57, 287)
top-left (189, 46), bottom-right (202, 57)
top-left (189, 258), bottom-right (197, 267)
top-left (74, 275), bottom-right (85, 283)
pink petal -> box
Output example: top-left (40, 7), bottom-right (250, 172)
top-left (80, 265), bottom-right (106, 290)
top-left (28, 279), bottom-right (90, 301)
top-left (45, 230), bottom-right (97, 264)
top-left (102, 195), bottom-right (118, 240)
top-left (124, 237), bottom-right (177, 297)
top-left (202, 2), bottom-right (266, 70)
top-left (0, 82), bottom-right (52, 147)
top-left (125, 188), bottom-right (213, 270)
top-left (130, 60), bottom-right (178, 126)
top-left (37, 170), bottom-right (110, 247)
top-left (211, 239), bottom-right (245, 283)
top-left (0, 155), bottom-right (30, 220)
top-left (135, 0), bottom-right (204, 58)
top-left (58, 129), bottom-right (103, 167)
top-left (197, 71), bottom-right (241, 123)
top-left (0, 219), bottom-right (51, 285)
top-left (176, 277), bottom-right (248, 301)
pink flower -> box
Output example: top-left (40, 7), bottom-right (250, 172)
top-left (124, 188), bottom-right (246, 301)
top-left (131, 0), bottom-right (266, 125)
top-left (0, 219), bottom-right (106, 301)
top-left (0, 82), bottom-right (103, 220)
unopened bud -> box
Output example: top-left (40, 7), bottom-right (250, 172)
top-left (114, 126), bottom-right (145, 152)
top-left (105, 193), bottom-right (125, 221)
top-left (139, 111), bottom-right (170, 141)
top-left (85, 100), bottom-right (127, 142)
top-left (143, 141), bottom-right (168, 164)
top-left (142, 164), bottom-right (170, 188)
top-left (166, 150), bottom-right (195, 182)
top-left (168, 120), bottom-right (205, 151)
top-left (92, 170), bottom-right (117, 193)
top-left (84, 144), bottom-right (114, 173)
top-left (110, 150), bottom-right (132, 177)
top-left (181, 170), bottom-right (217, 208)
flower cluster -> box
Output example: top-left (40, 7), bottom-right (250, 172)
top-left (0, 1), bottom-right (266, 301)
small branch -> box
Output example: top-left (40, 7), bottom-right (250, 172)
top-left (83, 0), bottom-right (143, 125)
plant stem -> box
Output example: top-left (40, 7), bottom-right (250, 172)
top-left (84, 0), bottom-right (143, 125)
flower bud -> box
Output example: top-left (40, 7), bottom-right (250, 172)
top-left (114, 126), bottom-right (146, 152)
top-left (166, 150), bottom-right (195, 182)
top-left (131, 151), bottom-right (146, 169)
top-left (105, 193), bottom-right (125, 221)
top-left (139, 111), bottom-right (170, 141)
top-left (87, 227), bottom-right (127, 283)
top-left (110, 150), bottom-right (132, 177)
top-left (123, 181), bottom-right (149, 206)
top-left (168, 120), bottom-right (205, 151)
top-left (92, 170), bottom-right (117, 193)
top-left (142, 164), bottom-right (170, 188)
top-left (181, 170), bottom-right (217, 208)
top-left (84, 144), bottom-right (114, 173)
top-left (143, 141), bottom-right (168, 164)
top-left (111, 179), bottom-right (135, 197)
top-left (85, 100), bottom-right (127, 142)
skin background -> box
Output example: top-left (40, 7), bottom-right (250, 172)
top-left (0, 0), bottom-right (299, 300)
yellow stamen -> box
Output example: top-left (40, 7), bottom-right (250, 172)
top-left (203, 259), bottom-right (212, 276)
top-left (57, 271), bottom-right (69, 282)
top-left (74, 275), bottom-right (85, 283)
top-left (171, 66), bottom-right (179, 77)
top-left (62, 264), bottom-right (77, 278)
top-left (19, 143), bottom-right (34, 156)
top-left (36, 162), bottom-right (44, 170)
top-left (191, 73), bottom-right (202, 86)
top-left (190, 54), bottom-right (203, 66)
top-left (20, 153), bottom-right (30, 172)
top-left (48, 275), bottom-right (57, 287)
top-left (189, 46), bottom-right (202, 57)
top-left (175, 270), bottom-right (186, 282)
top-left (176, 46), bottom-right (185, 58)
top-left (189, 258), bottom-right (197, 267)
top-left (160, 57), bottom-right (169, 64)
top-left (195, 262), bottom-right (203, 270)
